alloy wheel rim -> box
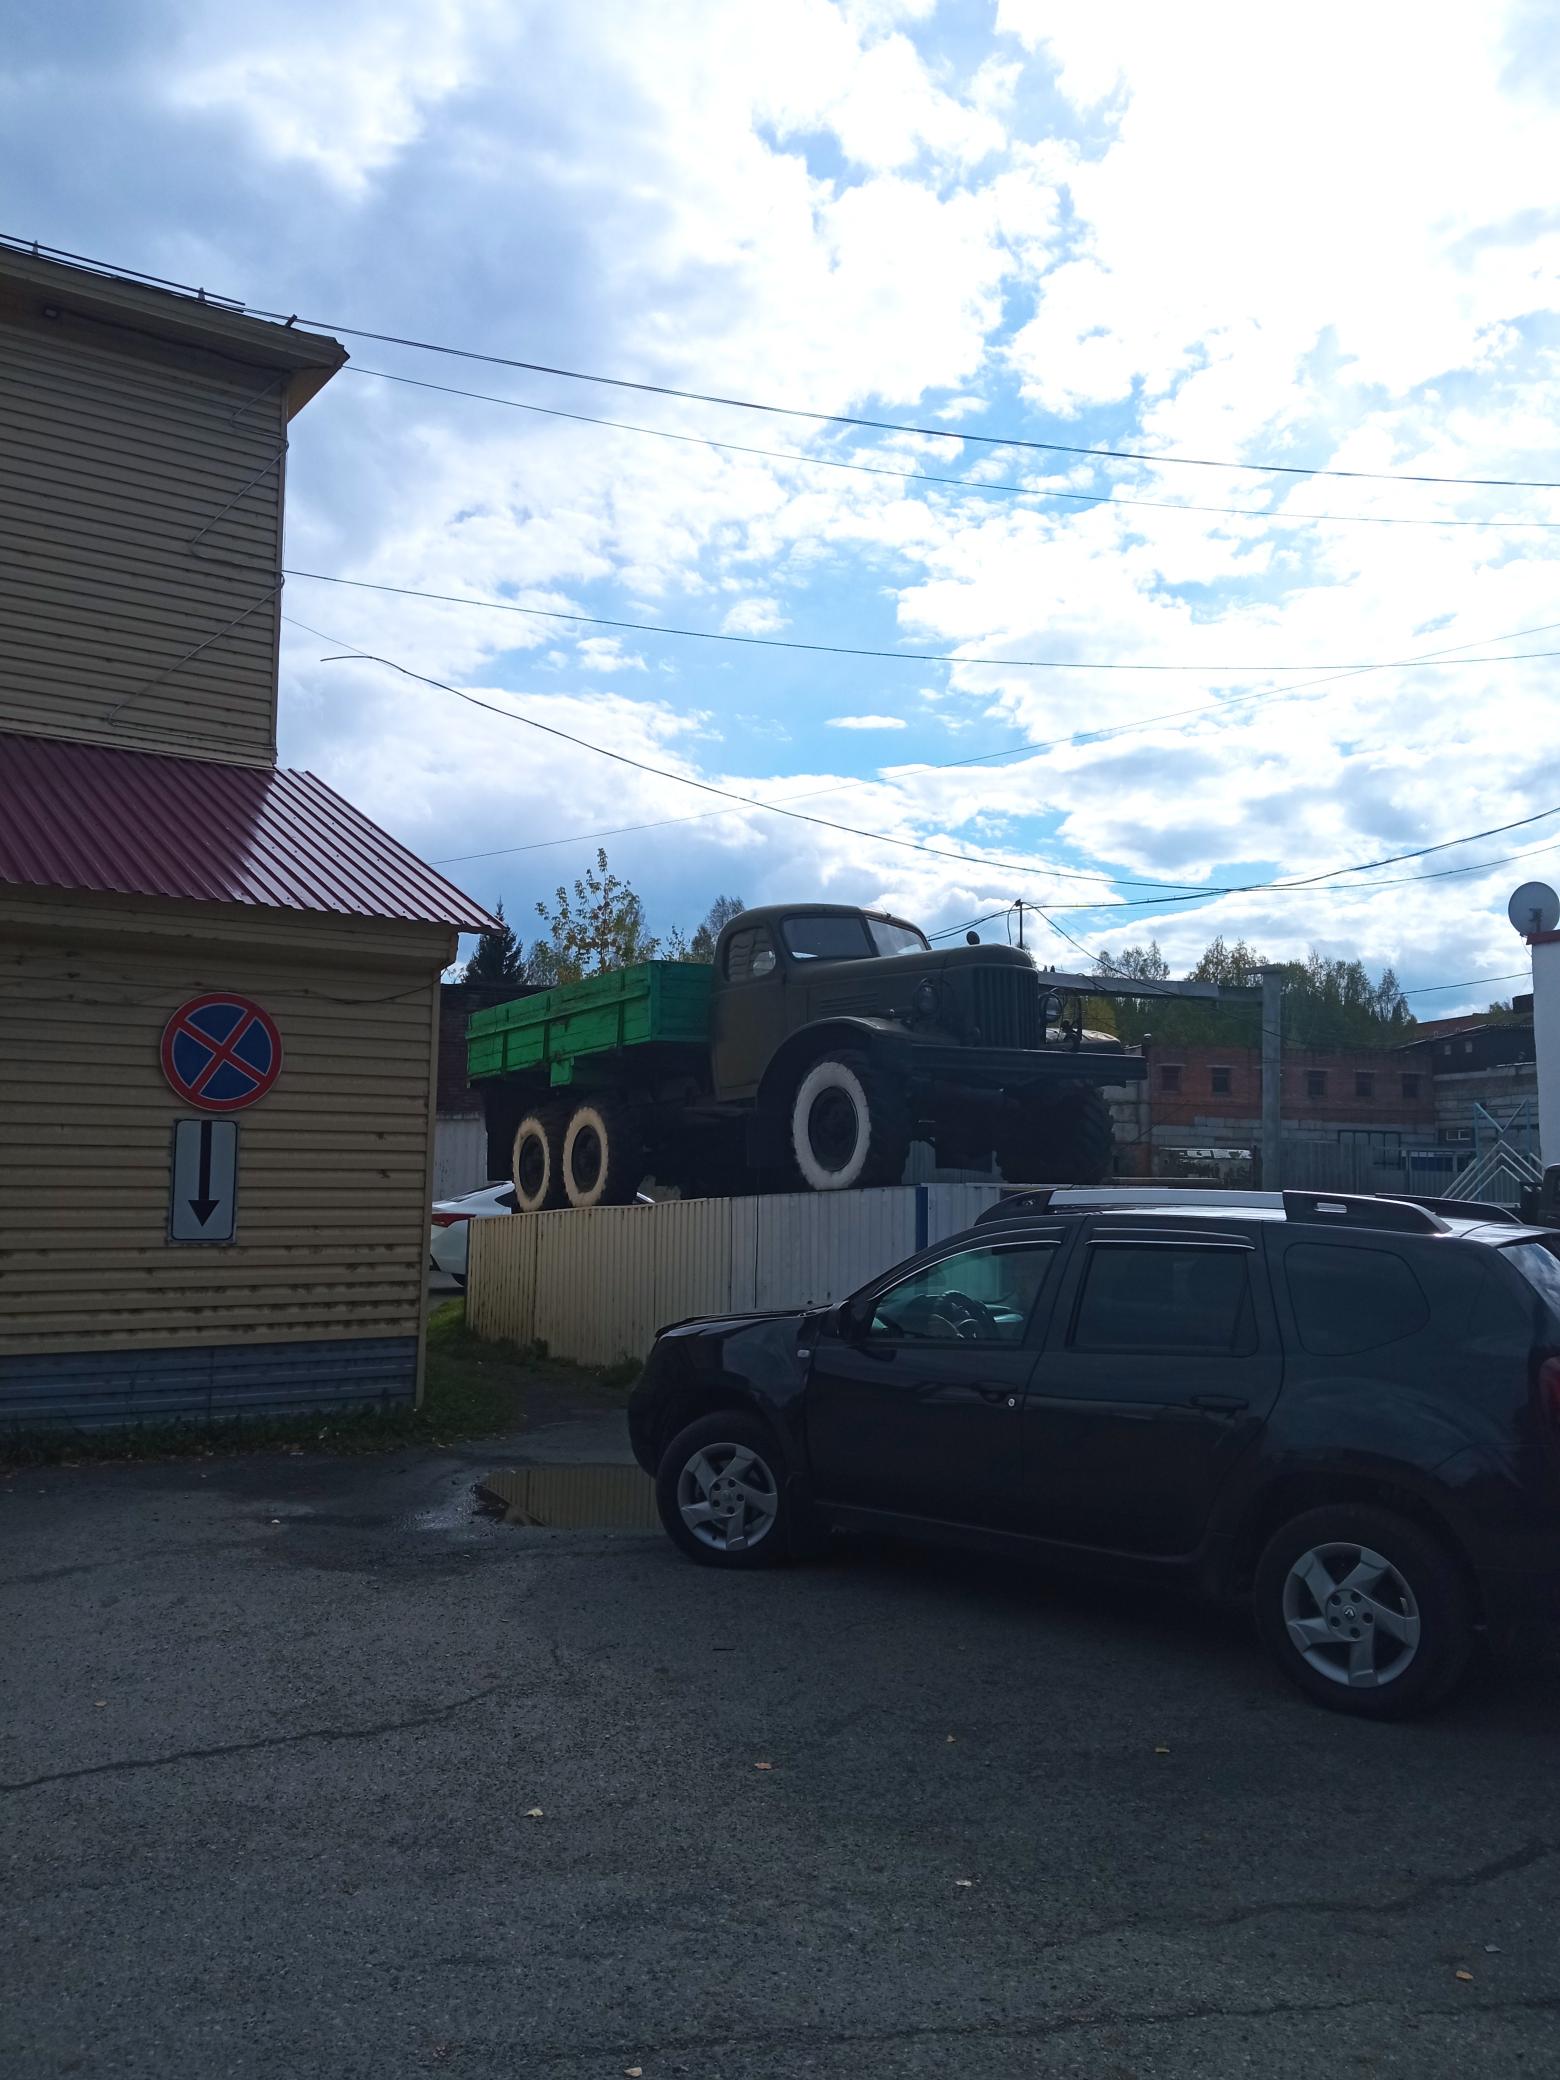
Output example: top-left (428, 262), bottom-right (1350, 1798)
top-left (1281, 1540), bottom-right (1422, 1689)
top-left (677, 1441), bottom-right (779, 1554)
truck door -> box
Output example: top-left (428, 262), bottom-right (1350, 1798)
top-left (805, 1231), bottom-right (1071, 1529)
top-left (1019, 1218), bottom-right (1283, 1555)
top-left (709, 922), bottom-right (783, 1101)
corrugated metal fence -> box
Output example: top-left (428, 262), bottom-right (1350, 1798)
top-left (467, 1184), bottom-right (1005, 1365)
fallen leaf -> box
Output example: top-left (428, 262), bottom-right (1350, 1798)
top-left (525, 1807), bottom-right (544, 1819)
top-left (1154, 1745), bottom-right (1170, 1755)
top-left (754, 1761), bottom-right (774, 1771)
top-left (946, 1735), bottom-right (956, 1744)
top-left (954, 1878), bottom-right (974, 1888)
top-left (625, 2068), bottom-right (643, 2077)
top-left (1484, 1944), bottom-right (1501, 1954)
top-left (270, 1518), bottom-right (282, 1526)
top-left (94, 1700), bottom-right (107, 1708)
top-left (1455, 1969), bottom-right (1474, 1983)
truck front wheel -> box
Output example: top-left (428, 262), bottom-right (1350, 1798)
top-left (996, 1082), bottom-right (1114, 1186)
top-left (789, 1052), bottom-right (910, 1191)
top-left (512, 1106), bottom-right (567, 1212)
top-left (561, 1095), bottom-right (644, 1209)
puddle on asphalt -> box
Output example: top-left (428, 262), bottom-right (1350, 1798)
top-left (477, 1464), bottom-right (659, 1530)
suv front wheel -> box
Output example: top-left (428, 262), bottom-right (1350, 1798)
top-left (1254, 1504), bottom-right (1475, 1720)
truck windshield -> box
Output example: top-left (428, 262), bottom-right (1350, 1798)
top-left (782, 915), bottom-right (875, 961)
top-left (867, 918), bottom-right (930, 957)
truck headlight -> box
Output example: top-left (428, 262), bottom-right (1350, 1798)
top-left (913, 979), bottom-right (941, 1019)
top-left (1042, 990), bottom-right (1063, 1026)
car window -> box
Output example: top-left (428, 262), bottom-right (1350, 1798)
top-left (1071, 1243), bottom-right (1257, 1355)
top-left (724, 927), bottom-right (777, 981)
top-left (869, 1243), bottom-right (1058, 1344)
top-left (1500, 1239), bottom-right (1560, 1324)
top-left (1283, 1243), bottom-right (1429, 1355)
top-left (782, 914), bottom-right (873, 961)
top-left (866, 918), bottom-right (930, 957)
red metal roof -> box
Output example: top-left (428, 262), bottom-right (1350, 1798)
top-left (0, 732), bottom-right (496, 932)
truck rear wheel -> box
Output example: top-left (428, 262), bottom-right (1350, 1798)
top-left (512, 1105), bottom-right (567, 1212)
top-left (789, 1051), bottom-right (910, 1192)
top-left (561, 1095), bottom-right (643, 1209)
top-left (996, 1083), bottom-right (1114, 1186)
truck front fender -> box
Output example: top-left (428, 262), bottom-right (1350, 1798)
top-left (755, 1018), bottom-right (911, 1112)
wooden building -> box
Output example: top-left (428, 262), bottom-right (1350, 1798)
top-left (0, 242), bottom-right (493, 1426)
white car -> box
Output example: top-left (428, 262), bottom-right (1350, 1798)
top-left (429, 1181), bottom-right (518, 1285)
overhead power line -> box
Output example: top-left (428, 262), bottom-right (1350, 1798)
top-left (248, 307), bottom-right (1560, 491)
top-left (283, 569), bottom-right (1560, 676)
top-left (1400, 971), bottom-right (1530, 996)
top-left (345, 365), bottom-right (1560, 533)
top-left (404, 613), bottom-right (1560, 869)
top-left (283, 612), bottom-right (1560, 909)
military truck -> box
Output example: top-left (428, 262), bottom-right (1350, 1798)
top-left (467, 903), bottom-right (1145, 1208)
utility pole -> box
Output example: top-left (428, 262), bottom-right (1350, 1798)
top-left (1014, 899), bottom-right (1024, 950)
top-left (1261, 966), bottom-right (1283, 1190)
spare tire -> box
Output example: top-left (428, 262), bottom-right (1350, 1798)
top-left (789, 1051), bottom-right (911, 1192)
top-left (561, 1094), bottom-right (644, 1209)
top-left (996, 1083), bottom-right (1114, 1186)
top-left (512, 1105), bottom-right (567, 1212)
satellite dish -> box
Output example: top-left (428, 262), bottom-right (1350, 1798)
top-left (1508, 881), bottom-right (1560, 937)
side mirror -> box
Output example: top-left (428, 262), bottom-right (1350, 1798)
top-left (832, 1296), bottom-right (872, 1340)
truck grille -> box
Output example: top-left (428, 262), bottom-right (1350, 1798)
top-left (969, 968), bottom-right (1040, 1050)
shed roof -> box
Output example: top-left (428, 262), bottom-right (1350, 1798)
top-left (0, 731), bottom-right (495, 932)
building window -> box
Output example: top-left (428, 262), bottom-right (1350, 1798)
top-left (1210, 1066), bottom-right (1231, 1095)
top-left (1159, 1065), bottom-right (1182, 1093)
top-left (1306, 1070), bottom-right (1327, 1099)
top-left (1401, 1074), bottom-right (1421, 1099)
top-left (1355, 1071), bottom-right (1375, 1099)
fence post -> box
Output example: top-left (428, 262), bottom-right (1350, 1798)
top-left (1261, 967), bottom-right (1283, 1190)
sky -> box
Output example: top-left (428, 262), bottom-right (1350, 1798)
top-left (6, 0), bottom-right (1560, 1009)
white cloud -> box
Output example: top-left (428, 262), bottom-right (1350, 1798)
top-left (31, 0), bottom-right (1553, 1012)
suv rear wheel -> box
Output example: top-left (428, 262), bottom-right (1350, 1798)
top-left (1254, 1504), bottom-right (1475, 1720)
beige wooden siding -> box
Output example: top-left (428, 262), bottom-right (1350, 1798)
top-left (0, 316), bottom-right (286, 764)
top-left (0, 903), bottom-right (451, 1354)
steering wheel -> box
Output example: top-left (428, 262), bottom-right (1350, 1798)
top-left (930, 1289), bottom-right (1001, 1341)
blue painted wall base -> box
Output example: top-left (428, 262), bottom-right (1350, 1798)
top-left (0, 1336), bottom-right (418, 1430)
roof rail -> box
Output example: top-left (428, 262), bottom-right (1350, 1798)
top-left (1377, 1191), bottom-right (1523, 1226)
top-left (1281, 1190), bottom-right (1447, 1235)
top-left (975, 1188), bottom-right (1056, 1225)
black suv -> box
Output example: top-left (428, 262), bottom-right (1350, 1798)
top-left (627, 1188), bottom-right (1560, 1719)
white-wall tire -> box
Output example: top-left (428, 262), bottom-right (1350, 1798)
top-left (561, 1096), bottom-right (641, 1209)
top-left (512, 1109), bottom-right (563, 1212)
top-left (789, 1052), bottom-right (909, 1192)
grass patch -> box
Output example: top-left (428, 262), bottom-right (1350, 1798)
top-left (0, 1302), bottom-right (639, 1469)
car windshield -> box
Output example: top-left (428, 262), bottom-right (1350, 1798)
top-left (781, 914), bottom-right (875, 961)
top-left (1501, 1238), bottom-right (1560, 1322)
top-left (867, 917), bottom-right (929, 957)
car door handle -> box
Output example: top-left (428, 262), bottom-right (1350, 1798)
top-left (1189, 1394), bottom-right (1249, 1415)
top-left (976, 1388), bottom-right (1018, 1407)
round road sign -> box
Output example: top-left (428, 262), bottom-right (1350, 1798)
top-left (160, 993), bottom-right (283, 1112)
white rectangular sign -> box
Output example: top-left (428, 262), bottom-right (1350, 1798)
top-left (169, 1118), bottom-right (238, 1244)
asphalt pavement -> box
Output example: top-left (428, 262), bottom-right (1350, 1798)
top-left (3, 1401), bottom-right (1559, 2080)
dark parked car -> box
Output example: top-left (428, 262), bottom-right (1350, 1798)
top-left (627, 1188), bottom-right (1560, 1719)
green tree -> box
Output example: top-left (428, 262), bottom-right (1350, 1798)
top-left (461, 898), bottom-right (526, 985)
top-left (689, 894), bottom-right (745, 963)
top-left (1097, 938), bottom-right (1416, 1050)
top-left (523, 939), bottom-right (560, 987)
top-left (536, 850), bottom-right (658, 982)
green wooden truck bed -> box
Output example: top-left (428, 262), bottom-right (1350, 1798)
top-left (467, 961), bottom-right (714, 1086)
